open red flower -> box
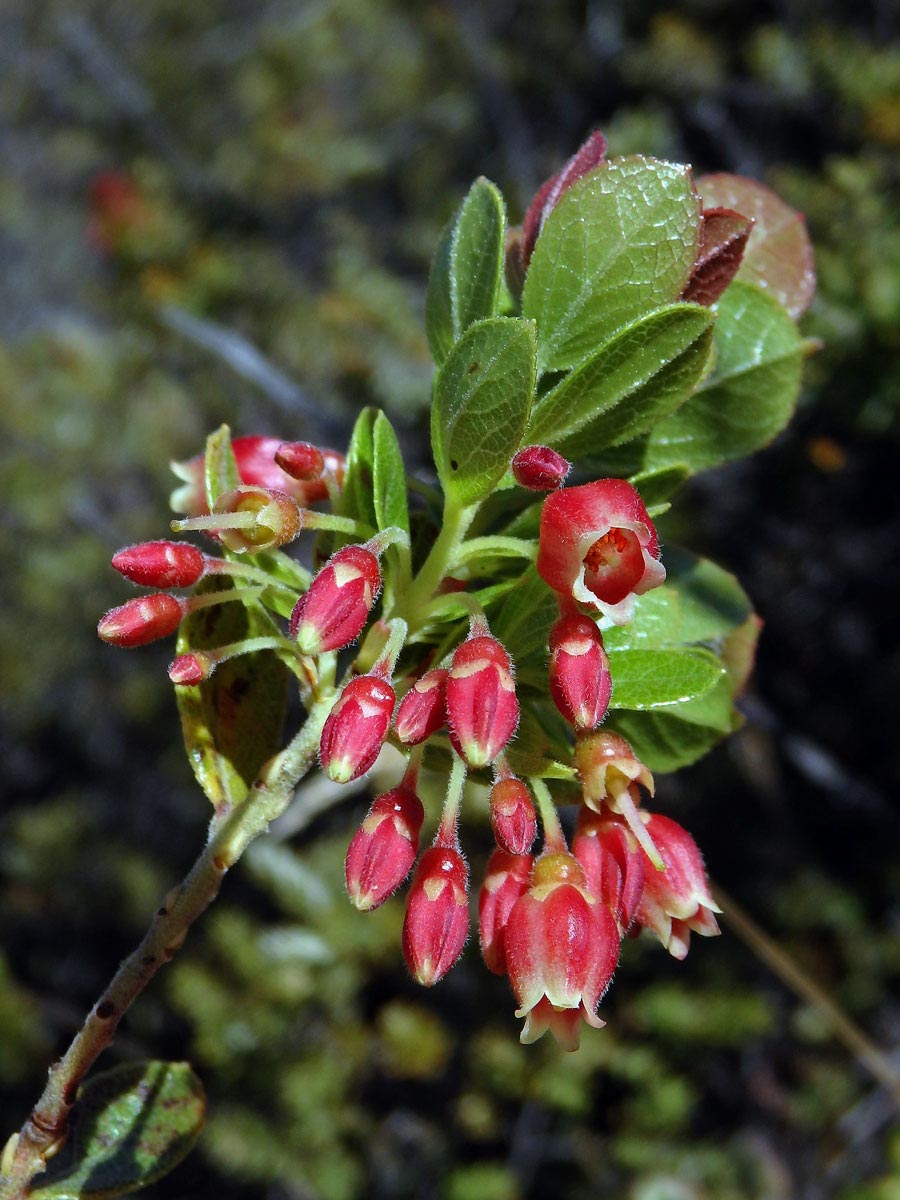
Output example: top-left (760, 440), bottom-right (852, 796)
top-left (633, 812), bottom-right (722, 960)
top-left (537, 479), bottom-right (665, 624)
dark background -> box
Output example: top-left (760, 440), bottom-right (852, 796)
top-left (2, 2), bottom-right (899, 1197)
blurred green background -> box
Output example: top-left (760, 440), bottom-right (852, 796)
top-left (2, 1), bottom-right (899, 1197)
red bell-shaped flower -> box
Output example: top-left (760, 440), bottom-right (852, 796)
top-left (537, 479), bottom-right (665, 624)
top-left (504, 852), bottom-right (620, 1051)
top-left (479, 849), bottom-right (532, 976)
top-left (319, 674), bottom-right (395, 784)
top-left (446, 634), bottom-right (519, 769)
top-left (573, 809), bottom-right (645, 933)
top-left (402, 845), bottom-right (470, 986)
top-left (290, 544), bottom-right (381, 656)
top-left (633, 812), bottom-right (722, 960)
top-left (345, 785), bottom-right (425, 912)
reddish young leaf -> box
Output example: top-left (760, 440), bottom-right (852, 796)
top-left (682, 207), bottom-right (754, 307)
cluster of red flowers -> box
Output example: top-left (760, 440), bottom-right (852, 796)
top-left (98, 433), bottom-right (720, 1050)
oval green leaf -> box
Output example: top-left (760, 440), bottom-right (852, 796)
top-left (523, 156), bottom-right (702, 375)
top-left (372, 411), bottom-right (410, 537)
top-left (32, 1061), bottom-right (205, 1199)
top-left (607, 647), bottom-right (725, 711)
top-left (426, 177), bottom-right (506, 365)
top-left (431, 317), bottom-right (536, 506)
top-left (339, 407), bottom-right (378, 531)
top-left (606, 674), bottom-right (738, 773)
top-left (526, 303), bottom-right (714, 452)
top-left (642, 281), bottom-right (804, 472)
top-left (203, 425), bottom-right (241, 511)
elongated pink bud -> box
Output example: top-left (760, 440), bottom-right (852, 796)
top-left (504, 851), bottom-right (620, 1050)
top-left (290, 544), bottom-right (382, 656)
top-left (112, 540), bottom-right (206, 589)
top-left (548, 614), bottom-right (611, 729)
top-left (479, 849), bottom-right (532, 975)
top-left (446, 635), bottom-right (519, 769)
top-left (394, 669), bottom-right (448, 745)
top-left (274, 441), bottom-right (326, 481)
top-left (489, 777), bottom-right (537, 855)
top-left (319, 675), bottom-right (396, 784)
top-left (97, 594), bottom-right (184, 647)
top-left (345, 786), bottom-right (425, 911)
top-left (573, 810), bottom-right (645, 933)
top-left (511, 445), bottom-right (571, 491)
top-left (402, 845), bottom-right (469, 986)
top-left (168, 651), bottom-right (213, 685)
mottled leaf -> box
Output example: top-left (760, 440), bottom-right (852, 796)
top-left (431, 318), bottom-right (536, 505)
top-left (697, 173), bottom-right (816, 317)
top-left (522, 156), bottom-right (702, 374)
top-left (175, 579), bottom-right (290, 814)
top-left (526, 304), bottom-right (714, 453)
top-left (32, 1061), bottom-right (205, 1199)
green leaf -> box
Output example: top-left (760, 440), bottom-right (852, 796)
top-left (339, 407), bottom-right (378, 530)
top-left (431, 318), bottom-right (536, 506)
top-left (526, 304), bottom-right (714, 453)
top-left (607, 647), bottom-right (724, 711)
top-left (604, 548), bottom-right (753, 654)
top-left (175, 579), bottom-right (290, 814)
top-left (372, 411), bottom-right (410, 537)
top-left (629, 463), bottom-right (691, 509)
top-left (606, 674), bottom-right (738, 773)
top-left (203, 425), bottom-right (241, 511)
top-left (639, 282), bottom-right (804, 472)
top-left (522, 156), bottom-right (701, 375)
top-left (32, 1061), bottom-right (205, 1199)
top-left (489, 564), bottom-right (557, 665)
top-left (426, 177), bottom-right (506, 365)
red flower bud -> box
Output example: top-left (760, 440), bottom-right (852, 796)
top-left (489, 777), bottom-right (537, 855)
top-left (402, 845), bottom-right (469, 986)
top-left (521, 130), bottom-right (607, 269)
top-left (573, 810), bottom-right (645, 933)
top-left (504, 851), bottom-right (620, 1050)
top-left (548, 614), bottom-right (612, 730)
top-left (111, 540), bottom-right (206, 590)
top-left (97, 594), bottom-right (184, 648)
top-left (537, 479), bottom-right (665, 624)
top-left (167, 652), bottom-right (213, 685)
top-left (319, 675), bottom-right (396, 784)
top-left (274, 441), bottom-right (326, 481)
top-left (511, 445), bottom-right (571, 491)
top-left (478, 849), bottom-right (532, 975)
top-left (633, 812), bottom-right (721, 960)
top-left (345, 786), bottom-right (425, 912)
top-left (290, 544), bottom-right (382, 656)
top-left (394, 669), bottom-right (448, 745)
top-left (575, 730), bottom-right (654, 811)
top-left (446, 635), bottom-right (519, 769)
top-left (170, 435), bottom-right (345, 517)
